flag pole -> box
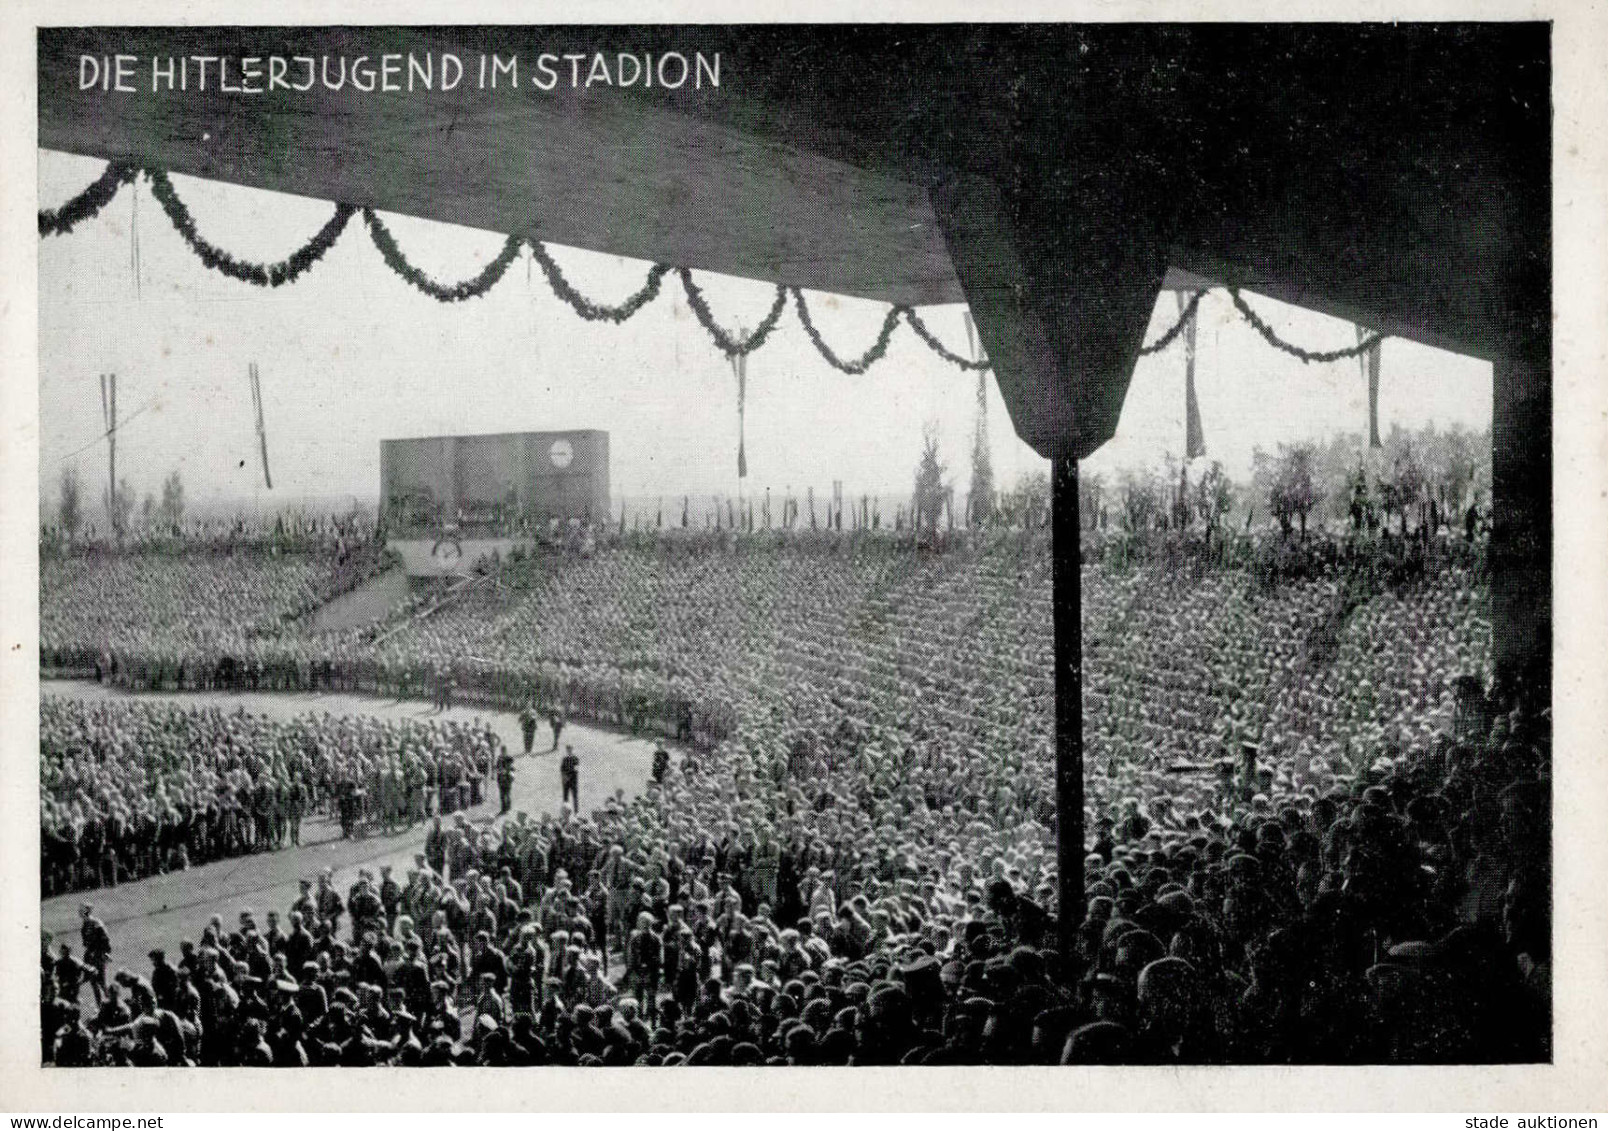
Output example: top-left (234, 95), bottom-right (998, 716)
top-left (732, 324), bottom-right (748, 523)
top-left (1181, 291), bottom-right (1204, 460)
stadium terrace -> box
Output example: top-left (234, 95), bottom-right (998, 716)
top-left (37, 520), bottom-right (1550, 1067)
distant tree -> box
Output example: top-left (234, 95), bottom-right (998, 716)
top-left (1290, 445), bottom-right (1318, 539)
top-left (968, 414), bottom-right (994, 527)
top-left (1380, 428), bottom-right (1427, 535)
top-left (141, 492), bottom-right (157, 528)
top-left (1269, 443), bottom-right (1317, 540)
top-left (103, 476), bottom-right (135, 540)
top-left (1193, 460), bottom-right (1233, 551)
top-left (1012, 470), bottom-right (1050, 528)
top-left (1168, 457), bottom-right (1192, 531)
top-left (1078, 470), bottom-right (1105, 532)
top-left (1118, 467), bottom-right (1161, 535)
top-left (58, 465), bottom-right (82, 542)
top-left (1435, 424), bottom-right (1480, 522)
top-left (1347, 464), bottom-right (1373, 533)
top-left (912, 422), bottom-right (947, 534)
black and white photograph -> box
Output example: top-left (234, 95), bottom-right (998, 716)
top-left (4, 6), bottom-right (1607, 1116)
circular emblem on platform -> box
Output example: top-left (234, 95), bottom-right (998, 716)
top-left (431, 538), bottom-right (463, 563)
top-left (549, 439), bottom-right (574, 469)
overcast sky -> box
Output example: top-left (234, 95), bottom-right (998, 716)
top-left (38, 149), bottom-right (1493, 516)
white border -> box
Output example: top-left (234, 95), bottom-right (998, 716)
top-left (2, 0), bottom-right (1604, 1112)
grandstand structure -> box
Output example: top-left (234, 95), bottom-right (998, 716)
top-left (37, 24), bottom-right (1549, 961)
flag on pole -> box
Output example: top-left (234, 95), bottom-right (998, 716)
top-left (731, 347), bottom-right (748, 479)
top-left (1180, 292), bottom-right (1205, 459)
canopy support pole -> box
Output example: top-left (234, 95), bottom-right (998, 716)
top-left (1052, 455), bottom-right (1085, 963)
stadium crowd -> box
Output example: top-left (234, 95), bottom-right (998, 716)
top-left (41, 541), bottom-right (391, 683)
top-left (38, 531), bottom-right (1548, 1064)
top-left (41, 696), bottom-right (501, 896)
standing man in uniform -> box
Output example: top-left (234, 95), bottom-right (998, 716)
top-left (518, 704), bottom-right (538, 756)
top-left (548, 707), bottom-right (566, 753)
top-left (79, 903), bottom-right (111, 1005)
top-left (560, 745), bottom-right (580, 812)
top-left (315, 870), bottom-right (345, 937)
top-left (338, 774), bottom-right (360, 839)
top-left (285, 771), bottom-right (305, 848)
top-left (496, 750), bottom-right (516, 816)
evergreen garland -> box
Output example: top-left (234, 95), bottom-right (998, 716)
top-left (146, 169), bottom-right (353, 287)
top-left (1228, 287), bottom-right (1386, 363)
top-left (363, 208), bottom-right (522, 302)
top-left (904, 308), bottom-right (991, 371)
top-left (39, 162), bottom-right (138, 237)
top-left (40, 163), bottom-right (1394, 374)
top-left (528, 241), bottom-right (670, 322)
top-left (677, 268), bottom-right (788, 358)
top-left (1139, 290), bottom-right (1207, 355)
top-left (792, 288), bottom-right (904, 375)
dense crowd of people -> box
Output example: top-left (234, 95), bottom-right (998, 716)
top-left (41, 542), bottom-right (390, 676)
top-left (38, 530), bottom-right (1548, 1064)
top-left (40, 507), bottom-right (380, 554)
top-left (41, 696), bottom-right (501, 896)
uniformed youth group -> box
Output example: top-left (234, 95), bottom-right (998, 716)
top-left (40, 697), bottom-right (502, 896)
top-left (37, 532), bottom-right (1551, 1065)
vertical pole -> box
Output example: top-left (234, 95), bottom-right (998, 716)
top-left (1490, 353), bottom-right (1550, 707)
top-left (99, 374), bottom-right (109, 527)
top-left (108, 373), bottom-right (117, 538)
top-left (1358, 326), bottom-right (1383, 450)
top-left (1051, 455), bottom-right (1085, 963)
top-left (1181, 292), bottom-right (1204, 460)
top-left (251, 362), bottom-right (273, 490)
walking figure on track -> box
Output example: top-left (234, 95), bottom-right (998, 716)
top-left (497, 751), bottom-right (516, 815)
top-left (560, 744), bottom-right (579, 811)
top-left (519, 704), bottom-right (537, 755)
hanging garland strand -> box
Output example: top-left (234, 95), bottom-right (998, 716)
top-left (363, 208), bottom-right (522, 302)
top-left (904, 308), bottom-right (991, 371)
top-left (1228, 287), bottom-right (1386, 363)
top-left (39, 162), bottom-right (139, 238)
top-left (40, 162), bottom-right (136, 238)
top-left (528, 241), bottom-right (670, 322)
top-left (146, 169), bottom-right (354, 287)
top-left (792, 288), bottom-right (905, 375)
top-left (1138, 290), bottom-right (1207, 355)
top-left (678, 268), bottom-right (788, 358)
top-left (41, 163), bottom-right (1396, 371)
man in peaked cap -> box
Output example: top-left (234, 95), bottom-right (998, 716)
top-left (560, 744), bottom-right (580, 811)
top-left (79, 904), bottom-right (111, 1004)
